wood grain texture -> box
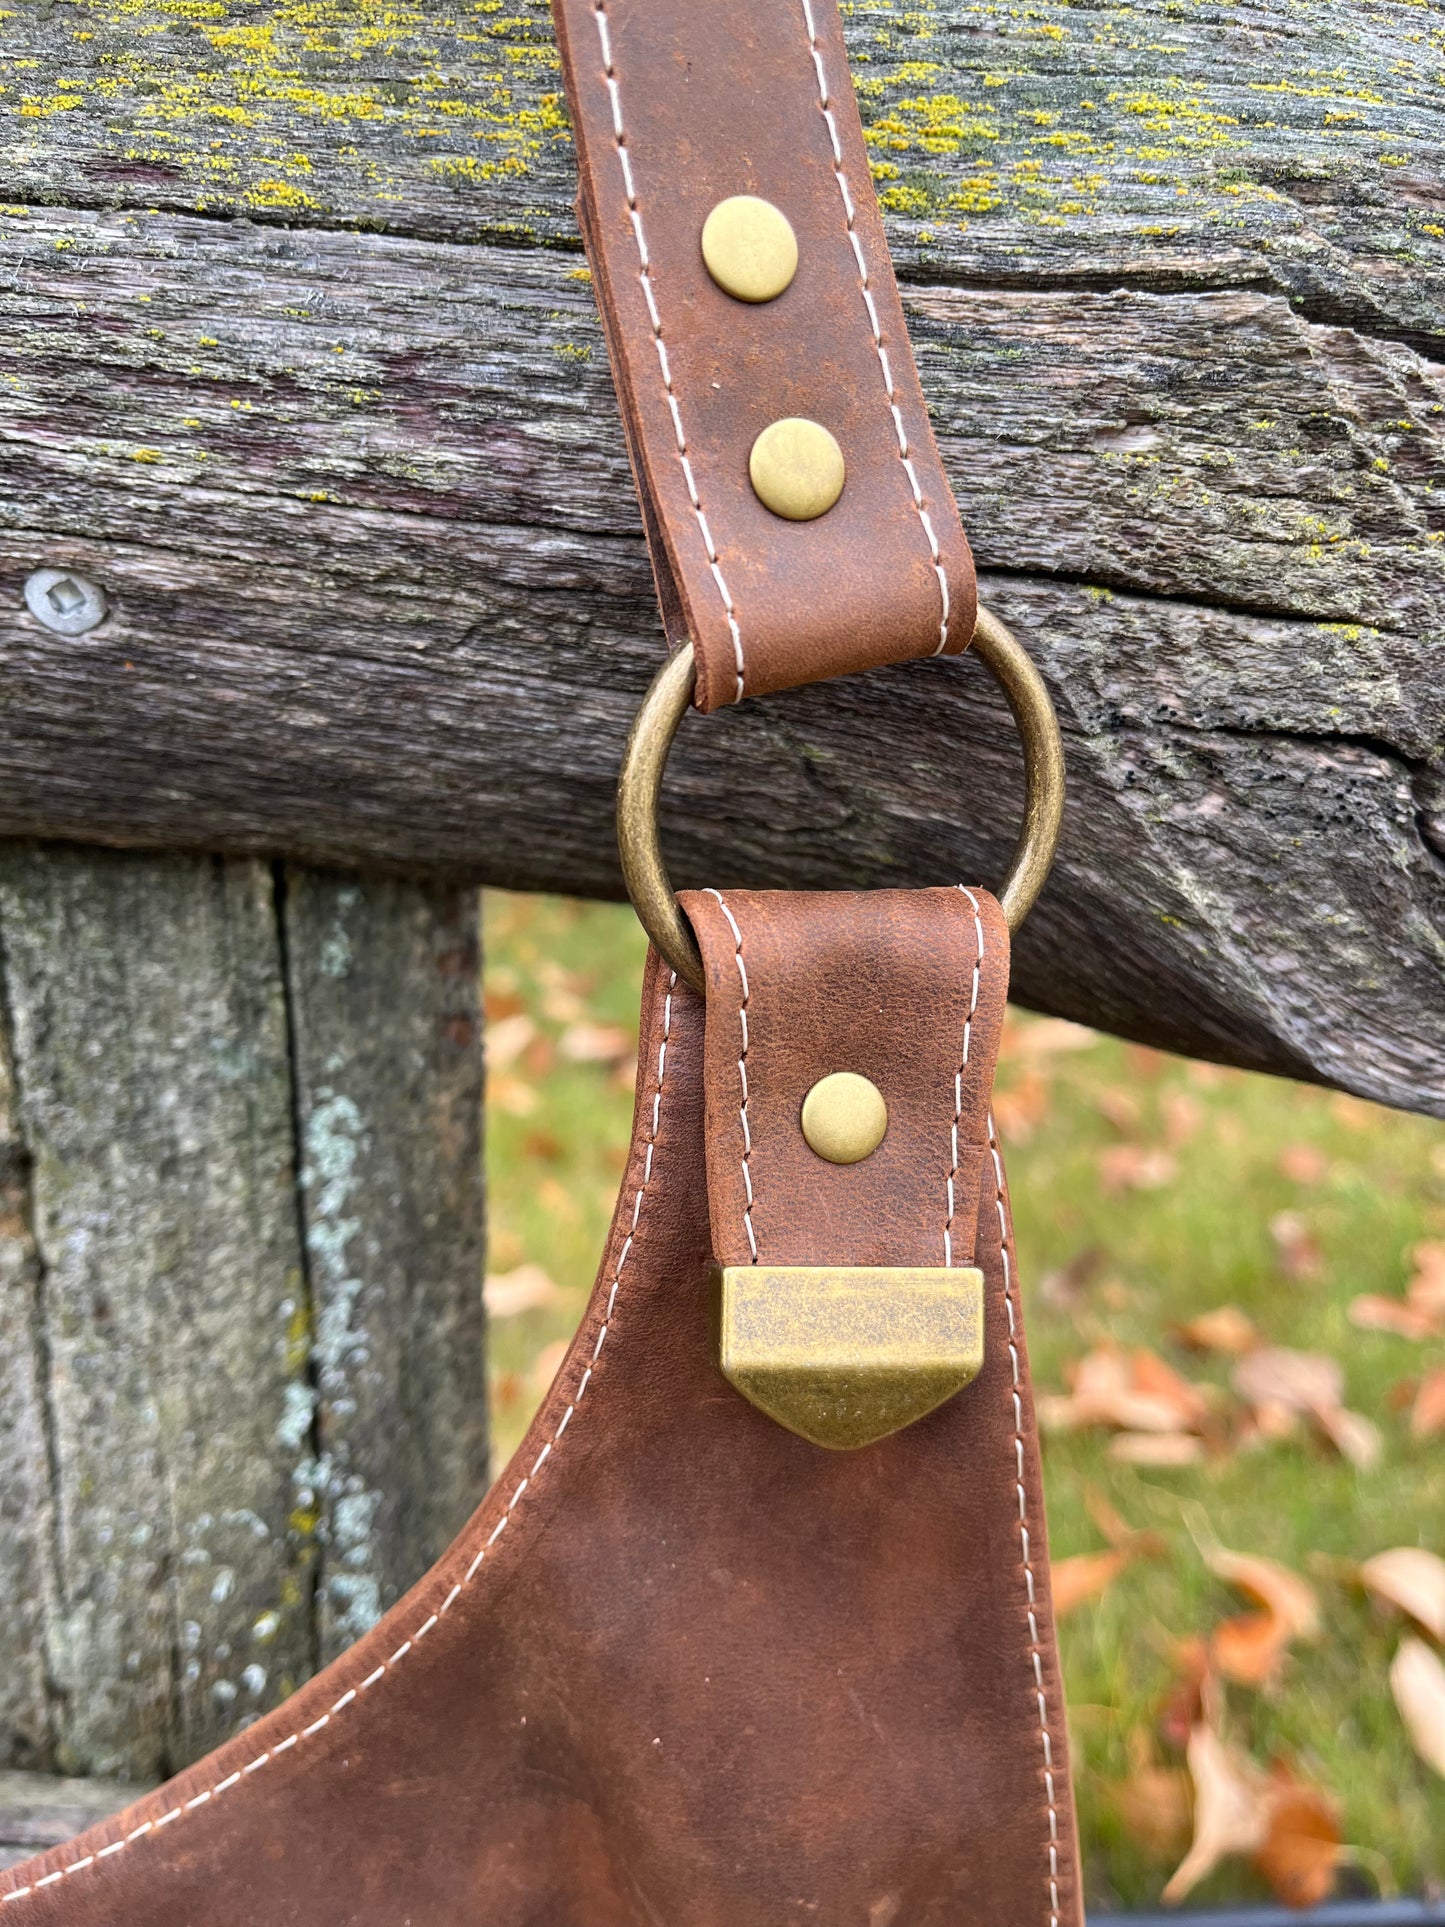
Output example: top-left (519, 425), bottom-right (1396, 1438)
top-left (0, 1771), bottom-right (150, 1874)
top-left (281, 866), bottom-right (487, 1666)
top-left (0, 0), bottom-right (1442, 1111)
top-left (0, 848), bottom-right (486, 1777)
top-left (0, 1011), bottom-right (53, 1774)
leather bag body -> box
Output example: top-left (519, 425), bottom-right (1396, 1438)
top-left (0, 898), bottom-right (1081, 1926)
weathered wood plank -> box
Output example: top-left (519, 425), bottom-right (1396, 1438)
top-left (0, 1009), bottom-right (54, 1773)
top-left (0, 0), bottom-right (1442, 1111)
top-left (2, 0), bottom-right (1442, 345)
top-left (0, 203), bottom-right (1439, 1108)
top-left (281, 867), bottom-right (487, 1664)
top-left (0, 847), bottom-right (317, 1779)
top-left (0, 1770), bottom-right (149, 1873)
top-left (0, 847), bottom-right (487, 1775)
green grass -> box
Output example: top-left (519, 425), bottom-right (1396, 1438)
top-left (483, 890), bottom-right (1445, 1914)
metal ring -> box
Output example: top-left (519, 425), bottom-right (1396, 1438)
top-left (616, 602), bottom-right (1066, 996)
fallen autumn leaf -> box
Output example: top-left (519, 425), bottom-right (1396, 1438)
top-left (1412, 1369), bottom-right (1445, 1440)
top-left (1390, 1637), bottom-right (1445, 1780)
top-left (1361, 1548), bottom-right (1445, 1645)
top-left (484, 1262), bottom-right (563, 1319)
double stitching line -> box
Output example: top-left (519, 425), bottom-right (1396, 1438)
top-left (0, 980), bottom-right (680, 1912)
top-left (798, 0), bottom-right (952, 653)
top-left (986, 1103), bottom-right (1064, 1927)
top-left (704, 889), bottom-right (758, 1262)
top-left (945, 886), bottom-right (986, 1266)
top-left (592, 2), bottom-right (746, 703)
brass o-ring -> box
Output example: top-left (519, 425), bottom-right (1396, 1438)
top-left (616, 603), bottom-right (1066, 997)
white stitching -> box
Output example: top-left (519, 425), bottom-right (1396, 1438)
top-left (704, 889), bottom-right (757, 1262)
top-left (798, 0), bottom-right (951, 654)
top-left (987, 1105), bottom-right (1062, 1927)
top-left (0, 977), bottom-right (680, 1911)
top-left (593, 2), bottom-right (746, 702)
top-left (945, 887), bottom-right (987, 1266)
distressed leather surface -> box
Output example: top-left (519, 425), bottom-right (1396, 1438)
top-left (553, 0), bottom-right (977, 712)
top-left (0, 901), bottom-right (1080, 1927)
top-left (682, 886), bottom-right (1003, 1270)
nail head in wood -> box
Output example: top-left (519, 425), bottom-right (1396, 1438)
top-left (749, 418), bottom-right (845, 521)
top-left (700, 195), bottom-right (798, 303)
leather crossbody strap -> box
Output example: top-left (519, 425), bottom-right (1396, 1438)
top-left (552, 0), bottom-right (977, 711)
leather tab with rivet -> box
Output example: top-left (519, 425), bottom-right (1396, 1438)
top-left (552, 0), bottom-right (977, 711)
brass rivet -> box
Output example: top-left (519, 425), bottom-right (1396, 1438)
top-left (800, 1072), bottom-right (888, 1165)
top-left (749, 418), bottom-right (845, 522)
top-left (700, 195), bottom-right (798, 303)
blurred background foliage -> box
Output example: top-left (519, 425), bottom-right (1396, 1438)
top-left (483, 891), bottom-right (1445, 1916)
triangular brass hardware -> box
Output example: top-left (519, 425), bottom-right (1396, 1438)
top-left (714, 1264), bottom-right (985, 1450)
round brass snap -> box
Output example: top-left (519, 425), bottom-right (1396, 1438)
top-left (801, 1072), bottom-right (888, 1165)
top-left (701, 195), bottom-right (798, 304)
top-left (749, 418), bottom-right (845, 522)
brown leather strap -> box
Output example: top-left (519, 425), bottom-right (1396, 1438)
top-left (682, 885), bottom-right (1005, 1268)
top-left (552, 0), bottom-right (977, 712)
top-left (0, 926), bottom-right (1081, 1927)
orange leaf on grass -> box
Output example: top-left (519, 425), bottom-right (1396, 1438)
top-left (1111, 1433), bottom-right (1206, 1466)
top-left (529, 1338), bottom-right (570, 1395)
top-left (1268, 1211), bottom-right (1323, 1282)
top-left (1412, 1369), bottom-right (1445, 1440)
top-left (1254, 1772), bottom-right (1343, 1912)
top-left (1097, 1144), bottom-right (1178, 1193)
top-left (1157, 1638), bottom-right (1211, 1754)
top-left (1360, 1548), bottom-right (1445, 1644)
top-left (992, 1068), bottom-right (1049, 1142)
top-left (1279, 1142), bottom-right (1329, 1185)
top-left (1163, 1726), bottom-right (1271, 1903)
top-left (1390, 1637), bottom-right (1445, 1780)
top-left (1350, 1295), bottom-right (1442, 1341)
top-left (1165, 1728), bottom-right (1340, 1908)
top-left (1174, 1304), bottom-right (1261, 1356)
top-left (484, 1263), bottom-right (563, 1319)
top-left (1232, 1348), bottom-right (1381, 1469)
top-left (487, 1011), bottom-right (537, 1071)
top-left (1350, 1240), bottom-right (1445, 1342)
top-left (558, 1021), bottom-right (634, 1065)
top-left (1110, 1732), bottom-right (1192, 1859)
top-left (1005, 1015), bottom-right (1097, 1059)
top-left (1038, 1246), bottom-right (1105, 1313)
top-left (1162, 1090), bottom-right (1205, 1147)
top-left (1051, 1549), bottom-right (1135, 1619)
top-left (1051, 1496), bottom-right (1165, 1615)
top-left (1202, 1542), bottom-right (1320, 1688)
top-left (1040, 1344), bottom-right (1208, 1438)
top-left (1410, 1241), bottom-right (1445, 1316)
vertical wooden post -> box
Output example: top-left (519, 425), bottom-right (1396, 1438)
top-left (0, 846), bottom-right (486, 1781)
top-left (280, 869), bottom-right (488, 1666)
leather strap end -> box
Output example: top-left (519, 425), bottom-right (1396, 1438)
top-left (555, 0), bottom-right (978, 711)
top-left (679, 886), bottom-right (1010, 1269)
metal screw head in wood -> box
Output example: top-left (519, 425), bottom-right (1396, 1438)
top-left (23, 568), bottom-right (107, 637)
top-left (617, 604), bottom-right (1068, 996)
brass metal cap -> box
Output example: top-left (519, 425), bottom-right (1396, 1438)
top-left (801, 1071), bottom-right (888, 1164)
top-left (716, 1264), bottom-right (985, 1450)
top-left (749, 418), bottom-right (845, 521)
top-left (700, 194), bottom-right (798, 303)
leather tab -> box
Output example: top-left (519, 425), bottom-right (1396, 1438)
top-left (680, 888), bottom-right (1009, 1267)
top-left (553, 0), bottom-right (978, 711)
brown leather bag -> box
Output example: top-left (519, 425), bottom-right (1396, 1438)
top-left (0, 4), bottom-right (1082, 1921)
